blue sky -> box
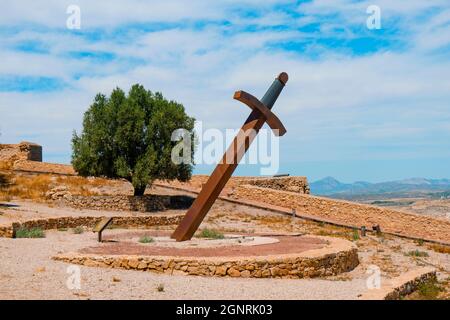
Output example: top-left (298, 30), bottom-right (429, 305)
top-left (0, 0), bottom-right (450, 183)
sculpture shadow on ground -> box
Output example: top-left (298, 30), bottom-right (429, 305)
top-left (167, 195), bottom-right (195, 210)
top-left (125, 194), bottom-right (195, 212)
top-left (0, 203), bottom-right (20, 208)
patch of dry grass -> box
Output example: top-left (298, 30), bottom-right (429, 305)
top-left (53, 175), bottom-right (109, 197)
top-left (0, 172), bottom-right (117, 201)
top-left (1, 174), bottom-right (53, 200)
top-left (309, 223), bottom-right (357, 241)
top-left (427, 244), bottom-right (450, 254)
top-left (255, 215), bottom-right (292, 227)
top-left (315, 229), bottom-right (355, 241)
top-left (0, 161), bottom-right (14, 171)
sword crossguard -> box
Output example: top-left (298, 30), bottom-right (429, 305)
top-left (233, 90), bottom-right (287, 136)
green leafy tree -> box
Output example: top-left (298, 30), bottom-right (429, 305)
top-left (72, 85), bottom-right (195, 195)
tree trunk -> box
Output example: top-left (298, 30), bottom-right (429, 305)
top-left (133, 185), bottom-right (146, 196)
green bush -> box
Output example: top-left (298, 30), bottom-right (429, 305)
top-left (407, 249), bottom-right (429, 257)
top-left (417, 281), bottom-right (442, 300)
top-left (139, 236), bottom-right (154, 243)
top-left (198, 228), bottom-right (225, 239)
top-left (15, 227), bottom-right (45, 238)
top-left (352, 229), bottom-right (360, 241)
top-left (72, 226), bottom-right (84, 234)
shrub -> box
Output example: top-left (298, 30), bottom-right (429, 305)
top-left (139, 236), bottom-right (154, 243)
top-left (198, 228), bottom-right (225, 239)
top-left (407, 250), bottom-right (429, 257)
top-left (417, 281), bottom-right (442, 300)
top-left (72, 226), bottom-right (84, 234)
top-left (352, 229), bottom-right (360, 241)
top-left (15, 227), bottom-right (45, 238)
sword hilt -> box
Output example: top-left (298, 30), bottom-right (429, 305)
top-left (233, 72), bottom-right (288, 136)
top-left (261, 72), bottom-right (288, 110)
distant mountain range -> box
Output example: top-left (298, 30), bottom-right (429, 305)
top-left (310, 176), bottom-right (450, 198)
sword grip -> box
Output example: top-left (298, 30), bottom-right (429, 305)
top-left (260, 72), bottom-right (288, 110)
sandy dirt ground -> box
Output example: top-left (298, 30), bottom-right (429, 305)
top-left (0, 230), bottom-right (368, 300)
top-left (0, 186), bottom-right (449, 300)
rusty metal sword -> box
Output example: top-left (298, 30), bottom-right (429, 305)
top-left (171, 72), bottom-right (288, 241)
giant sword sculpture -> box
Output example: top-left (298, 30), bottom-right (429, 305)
top-left (171, 72), bottom-right (288, 241)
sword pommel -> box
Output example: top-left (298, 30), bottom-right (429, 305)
top-left (277, 72), bottom-right (289, 85)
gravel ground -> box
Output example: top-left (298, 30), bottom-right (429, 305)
top-left (0, 230), bottom-right (368, 300)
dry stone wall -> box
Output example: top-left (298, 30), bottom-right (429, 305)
top-left (360, 267), bottom-right (437, 300)
top-left (53, 237), bottom-right (359, 279)
top-left (0, 215), bottom-right (183, 238)
top-left (13, 160), bottom-right (76, 175)
top-left (0, 225), bottom-right (14, 238)
top-left (159, 175), bottom-right (310, 195)
top-left (239, 176), bottom-right (310, 194)
top-left (60, 194), bottom-right (193, 212)
top-left (231, 185), bottom-right (450, 244)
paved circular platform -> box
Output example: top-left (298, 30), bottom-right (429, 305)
top-left (79, 230), bottom-right (325, 257)
top-left (53, 230), bottom-right (359, 279)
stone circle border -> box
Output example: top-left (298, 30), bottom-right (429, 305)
top-left (53, 236), bottom-right (359, 279)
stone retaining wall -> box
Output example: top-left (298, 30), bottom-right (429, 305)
top-left (360, 267), bottom-right (437, 300)
top-left (61, 194), bottom-right (193, 212)
top-left (0, 215), bottom-right (183, 238)
top-left (53, 237), bottom-right (359, 279)
top-left (230, 185), bottom-right (450, 244)
top-left (243, 176), bottom-right (310, 194)
top-left (13, 160), bottom-right (76, 175)
top-left (161, 175), bottom-right (310, 195)
top-left (0, 225), bottom-right (14, 238)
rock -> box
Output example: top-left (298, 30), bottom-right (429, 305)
top-left (180, 265), bottom-right (188, 272)
top-left (84, 259), bottom-right (100, 267)
top-left (208, 266), bottom-right (216, 274)
top-left (227, 268), bottom-right (241, 277)
top-left (187, 267), bottom-right (200, 275)
top-left (270, 267), bottom-right (280, 277)
top-left (128, 259), bottom-right (139, 269)
top-left (279, 268), bottom-right (289, 276)
top-left (112, 276), bottom-right (121, 282)
top-left (147, 263), bottom-right (156, 269)
top-left (261, 269), bottom-right (271, 278)
top-left (253, 270), bottom-right (262, 278)
top-left (215, 265), bottom-right (227, 276)
top-left (137, 262), bottom-right (148, 270)
top-left (240, 270), bottom-right (251, 278)
top-left (120, 259), bottom-right (129, 268)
